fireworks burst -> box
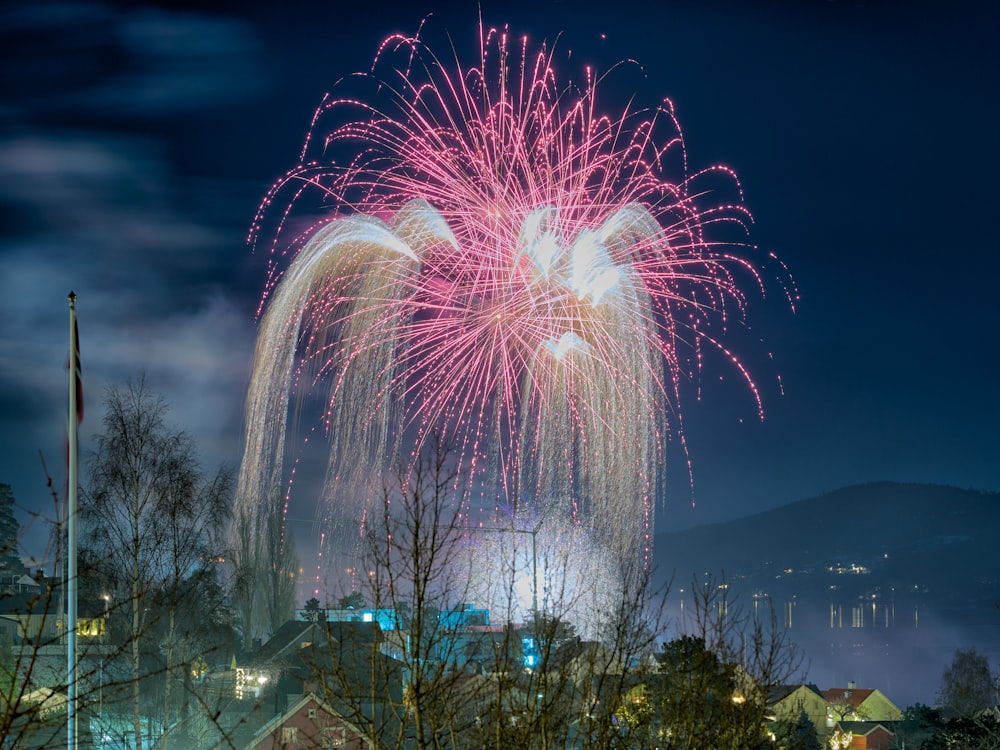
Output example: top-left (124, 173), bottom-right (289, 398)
top-left (236, 22), bottom-right (793, 579)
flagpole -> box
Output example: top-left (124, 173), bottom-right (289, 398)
top-left (67, 292), bottom-right (78, 750)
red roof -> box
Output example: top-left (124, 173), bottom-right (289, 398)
top-left (822, 687), bottom-right (876, 707)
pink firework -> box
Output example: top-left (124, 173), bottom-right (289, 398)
top-left (236, 23), bottom-right (792, 568)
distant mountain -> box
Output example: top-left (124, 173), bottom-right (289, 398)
top-left (651, 482), bottom-right (1000, 708)
top-left (654, 482), bottom-right (1000, 604)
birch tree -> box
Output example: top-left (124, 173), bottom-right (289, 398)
top-left (82, 377), bottom-right (232, 748)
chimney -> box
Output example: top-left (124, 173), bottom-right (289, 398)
top-left (848, 680), bottom-right (856, 689)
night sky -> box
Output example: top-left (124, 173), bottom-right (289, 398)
top-left (1, 0), bottom-right (998, 574)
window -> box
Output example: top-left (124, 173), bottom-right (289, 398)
top-left (322, 727), bottom-right (346, 748)
top-left (281, 726), bottom-right (298, 743)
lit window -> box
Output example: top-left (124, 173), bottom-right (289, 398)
top-left (282, 726), bottom-right (298, 743)
top-left (322, 727), bottom-right (346, 748)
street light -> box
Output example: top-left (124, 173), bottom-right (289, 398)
top-left (467, 519), bottom-right (543, 615)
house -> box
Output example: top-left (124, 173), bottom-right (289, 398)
top-left (438, 603), bottom-right (489, 631)
top-left (0, 572), bottom-right (41, 595)
top-left (423, 669), bottom-right (533, 740)
top-left (551, 638), bottom-right (626, 681)
top-left (253, 619), bottom-right (381, 664)
top-left (166, 621), bottom-right (402, 750)
top-left (243, 619), bottom-right (401, 712)
top-left (295, 606), bottom-right (401, 632)
top-left (4, 687), bottom-right (68, 749)
top-left (533, 637), bottom-right (644, 726)
top-left (262, 619), bottom-right (404, 727)
top-left (831, 721), bottom-right (896, 750)
top-left (0, 577), bottom-right (107, 645)
top-left (0, 590), bottom-right (62, 643)
top-left (243, 693), bottom-right (373, 750)
top-left (433, 603), bottom-right (491, 668)
top-left (247, 618), bottom-right (384, 684)
top-left (767, 683), bottom-right (828, 734)
top-left (822, 684), bottom-right (903, 725)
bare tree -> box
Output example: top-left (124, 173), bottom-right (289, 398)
top-left (154, 458), bottom-right (232, 740)
top-left (227, 485), bottom-right (297, 654)
top-left (465, 557), bottom-right (666, 750)
top-left (0, 567), bottom-right (80, 748)
top-left (938, 647), bottom-right (997, 719)
top-left (228, 504), bottom-right (259, 652)
top-left (292, 434), bottom-right (483, 749)
top-left (643, 575), bottom-right (805, 750)
top-left (295, 438), bottom-right (690, 750)
top-left (0, 465), bottom-right (111, 748)
top-left (260, 490), bottom-right (298, 639)
top-left (250, 443), bottom-right (801, 750)
top-left (366, 434), bottom-right (476, 749)
top-left (82, 376), bottom-right (234, 749)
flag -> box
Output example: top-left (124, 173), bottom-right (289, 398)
top-left (71, 316), bottom-right (83, 425)
top-left (66, 291), bottom-right (83, 426)
top-left (63, 293), bottom-right (83, 495)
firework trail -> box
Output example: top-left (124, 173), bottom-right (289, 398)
top-left (236, 22), bottom-right (793, 578)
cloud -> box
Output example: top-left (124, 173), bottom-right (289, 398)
top-left (88, 293), bottom-right (253, 463)
top-left (0, 0), bottom-right (271, 562)
top-left (88, 8), bottom-right (264, 115)
top-left (0, 131), bottom-right (256, 558)
top-left (1, 2), bottom-right (264, 118)
top-left (0, 133), bottom-right (245, 328)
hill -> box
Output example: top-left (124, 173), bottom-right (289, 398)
top-left (654, 482), bottom-right (1000, 604)
top-left (651, 482), bottom-right (1000, 708)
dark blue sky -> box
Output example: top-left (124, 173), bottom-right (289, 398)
top-left (1, 0), bottom-right (997, 564)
